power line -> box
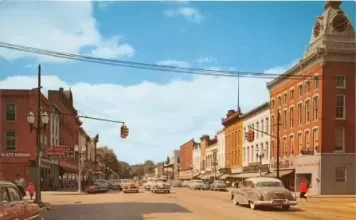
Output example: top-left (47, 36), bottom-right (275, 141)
top-left (0, 41), bottom-right (330, 80)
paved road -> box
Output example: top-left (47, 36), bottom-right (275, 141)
top-left (41, 188), bottom-right (356, 220)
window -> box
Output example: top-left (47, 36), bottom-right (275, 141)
top-left (290, 107), bottom-right (294, 128)
top-left (8, 187), bottom-right (20, 201)
top-left (335, 127), bottom-right (345, 151)
top-left (297, 133), bottom-right (302, 153)
top-left (266, 118), bottom-right (269, 134)
top-left (278, 96), bottom-right (281, 106)
top-left (261, 120), bottom-right (264, 137)
top-left (271, 100), bottom-right (275, 109)
top-left (313, 96), bottom-right (319, 121)
top-left (256, 122), bottom-right (259, 138)
top-left (283, 137), bottom-right (287, 156)
top-left (289, 135), bottom-right (294, 155)
top-left (298, 85), bottom-right (303, 97)
top-left (283, 110), bottom-right (287, 130)
top-left (290, 89), bottom-right (294, 101)
top-left (335, 167), bottom-right (346, 182)
top-left (305, 131), bottom-right (310, 149)
top-left (298, 103), bottom-right (302, 125)
top-left (271, 141), bottom-right (274, 158)
top-left (313, 128), bottom-right (319, 149)
top-left (336, 75), bottom-right (346, 88)
top-left (265, 142), bottom-right (269, 159)
top-left (305, 100), bottom-right (310, 122)
top-left (313, 76), bottom-right (319, 89)
top-left (283, 94), bottom-right (287, 105)
top-left (5, 132), bottom-right (16, 151)
top-left (336, 95), bottom-right (345, 119)
top-left (271, 116), bottom-right (274, 134)
top-left (305, 81), bottom-right (310, 93)
top-left (5, 103), bottom-right (16, 121)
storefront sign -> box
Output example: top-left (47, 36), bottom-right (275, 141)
top-left (231, 166), bottom-right (242, 173)
top-left (270, 158), bottom-right (295, 170)
top-left (46, 145), bottom-right (73, 159)
top-left (1, 152), bottom-right (30, 157)
top-left (243, 164), bottom-right (269, 173)
top-left (296, 161), bottom-right (320, 168)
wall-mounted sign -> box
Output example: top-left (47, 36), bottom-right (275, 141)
top-left (1, 152), bottom-right (30, 157)
top-left (270, 158), bottom-right (295, 170)
top-left (45, 145), bottom-right (73, 159)
top-left (231, 166), bottom-right (242, 174)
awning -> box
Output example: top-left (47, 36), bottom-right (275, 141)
top-left (263, 169), bottom-right (294, 178)
top-left (59, 160), bottom-right (78, 173)
top-left (231, 172), bottom-right (267, 179)
top-left (219, 174), bottom-right (230, 180)
top-left (227, 173), bottom-right (242, 178)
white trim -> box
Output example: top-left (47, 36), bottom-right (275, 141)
top-left (289, 104), bottom-right (295, 108)
top-left (312, 94), bottom-right (319, 99)
top-left (297, 100), bottom-right (303, 105)
top-left (335, 75), bottom-right (346, 89)
top-left (335, 94), bottom-right (346, 120)
top-left (304, 128), bottom-right (311, 133)
top-left (312, 126), bottom-right (319, 130)
top-left (313, 73), bottom-right (319, 76)
top-left (289, 87), bottom-right (295, 91)
top-left (304, 97), bottom-right (311, 102)
top-left (297, 82), bottom-right (303, 87)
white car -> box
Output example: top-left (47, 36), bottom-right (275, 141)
top-left (230, 177), bottom-right (298, 210)
top-left (151, 179), bottom-right (171, 193)
top-left (144, 179), bottom-right (155, 191)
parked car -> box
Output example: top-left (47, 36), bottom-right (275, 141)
top-left (0, 181), bottom-right (44, 220)
top-left (202, 181), bottom-right (210, 190)
top-left (87, 182), bottom-right (109, 193)
top-left (121, 179), bottom-right (139, 193)
top-left (151, 178), bottom-right (170, 193)
top-left (144, 179), bottom-right (155, 191)
top-left (190, 180), bottom-right (205, 190)
top-left (110, 180), bottom-right (122, 191)
top-left (210, 180), bottom-right (227, 191)
top-left (94, 179), bottom-right (112, 190)
top-left (181, 181), bottom-right (188, 188)
top-left (230, 177), bottom-right (298, 210)
top-left (172, 180), bottom-right (182, 187)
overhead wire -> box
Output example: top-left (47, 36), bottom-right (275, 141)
top-left (0, 41), bottom-right (330, 81)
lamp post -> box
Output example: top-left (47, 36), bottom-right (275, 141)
top-left (27, 109), bottom-right (49, 205)
top-left (74, 145), bottom-right (86, 192)
top-left (255, 149), bottom-right (266, 177)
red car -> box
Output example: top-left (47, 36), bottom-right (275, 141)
top-left (121, 179), bottom-right (139, 193)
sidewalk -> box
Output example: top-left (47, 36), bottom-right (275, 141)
top-left (227, 187), bottom-right (356, 198)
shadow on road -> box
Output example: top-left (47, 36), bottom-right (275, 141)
top-left (42, 202), bottom-right (191, 220)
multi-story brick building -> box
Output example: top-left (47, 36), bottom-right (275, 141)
top-left (178, 139), bottom-right (194, 179)
top-left (222, 110), bottom-right (244, 176)
top-left (241, 102), bottom-right (272, 179)
top-left (267, 1), bottom-right (355, 195)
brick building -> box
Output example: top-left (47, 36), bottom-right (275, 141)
top-left (267, 1), bottom-right (355, 195)
top-left (222, 110), bottom-right (244, 175)
top-left (178, 139), bottom-right (195, 179)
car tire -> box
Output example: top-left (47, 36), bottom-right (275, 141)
top-left (282, 205), bottom-right (290, 211)
top-left (249, 201), bottom-right (256, 210)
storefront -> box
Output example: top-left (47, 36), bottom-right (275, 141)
top-left (268, 157), bottom-right (295, 191)
top-left (294, 155), bottom-right (320, 195)
top-left (240, 163), bottom-right (269, 179)
top-left (179, 169), bottom-right (193, 180)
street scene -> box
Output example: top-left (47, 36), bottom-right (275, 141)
top-left (0, 0), bottom-right (355, 220)
top-left (40, 188), bottom-right (355, 220)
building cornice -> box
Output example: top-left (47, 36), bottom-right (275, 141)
top-left (241, 102), bottom-right (270, 120)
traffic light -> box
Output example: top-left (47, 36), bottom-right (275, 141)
top-left (251, 131), bottom-right (255, 142)
top-left (120, 124), bottom-right (129, 139)
top-left (166, 156), bottom-right (170, 164)
top-left (124, 126), bottom-right (129, 138)
top-left (247, 130), bottom-right (255, 142)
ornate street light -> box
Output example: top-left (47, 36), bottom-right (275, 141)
top-left (74, 145), bottom-right (86, 192)
top-left (256, 148), bottom-right (266, 177)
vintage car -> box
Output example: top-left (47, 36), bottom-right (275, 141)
top-left (151, 179), bottom-right (170, 193)
top-left (230, 177), bottom-right (297, 210)
top-left (94, 179), bottom-right (113, 190)
top-left (110, 180), bottom-right (122, 191)
top-left (144, 179), bottom-right (155, 191)
top-left (190, 180), bottom-right (205, 190)
top-left (209, 180), bottom-right (227, 191)
top-left (121, 179), bottom-right (139, 193)
top-left (86, 182), bottom-right (109, 193)
top-left (0, 181), bottom-right (44, 220)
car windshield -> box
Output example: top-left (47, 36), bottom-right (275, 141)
top-left (256, 181), bottom-right (284, 188)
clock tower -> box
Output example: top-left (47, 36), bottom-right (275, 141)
top-left (304, 0), bottom-right (355, 62)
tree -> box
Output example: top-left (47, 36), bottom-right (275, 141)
top-left (143, 160), bottom-right (155, 174)
top-left (97, 146), bottom-right (121, 177)
top-left (130, 164), bottom-right (144, 178)
top-left (119, 161), bottom-right (131, 178)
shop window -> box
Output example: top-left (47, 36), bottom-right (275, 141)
top-left (335, 167), bottom-right (346, 182)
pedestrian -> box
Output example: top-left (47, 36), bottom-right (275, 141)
top-left (299, 179), bottom-right (308, 202)
top-left (27, 183), bottom-right (35, 200)
top-left (14, 175), bottom-right (26, 198)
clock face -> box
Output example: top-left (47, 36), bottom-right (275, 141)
top-left (313, 22), bottom-right (321, 38)
top-left (332, 15), bottom-right (348, 32)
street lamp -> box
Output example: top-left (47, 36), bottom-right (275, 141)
top-left (27, 110), bottom-right (49, 206)
top-left (256, 148), bottom-right (266, 177)
top-left (74, 145), bottom-right (86, 192)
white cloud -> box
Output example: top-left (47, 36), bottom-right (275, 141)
top-left (0, 1), bottom-right (135, 62)
top-left (0, 60), bottom-right (293, 164)
top-left (196, 56), bottom-right (216, 64)
top-left (156, 59), bottom-right (191, 68)
top-left (164, 7), bottom-right (204, 23)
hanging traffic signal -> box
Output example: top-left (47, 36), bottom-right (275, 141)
top-left (247, 130), bottom-right (255, 142)
top-left (251, 130), bottom-right (255, 142)
top-left (166, 156), bottom-right (170, 164)
top-left (120, 124), bottom-right (129, 139)
top-left (124, 126), bottom-right (129, 138)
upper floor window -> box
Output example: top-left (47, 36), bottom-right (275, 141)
top-left (283, 94), bottom-right (287, 105)
top-left (290, 89), bottom-right (294, 101)
top-left (313, 76), bottom-right (319, 89)
top-left (289, 135), bottom-right (294, 156)
top-left (297, 132), bottom-right (302, 153)
top-left (6, 131), bottom-right (16, 151)
top-left (266, 117), bottom-right (269, 134)
top-left (271, 116), bottom-right (274, 134)
top-left (304, 131), bottom-right (310, 149)
top-left (290, 107), bottom-right (294, 128)
top-left (256, 122), bottom-right (259, 138)
top-left (283, 110), bottom-right (287, 130)
top-left (313, 128), bottom-right (319, 150)
top-left (5, 103), bottom-right (16, 121)
top-left (305, 100), bottom-right (310, 123)
top-left (335, 127), bottom-right (345, 151)
top-left (298, 85), bottom-right (303, 97)
top-left (261, 120), bottom-right (264, 137)
top-left (271, 100), bottom-right (275, 109)
top-left (298, 103), bottom-right (303, 125)
top-left (336, 75), bottom-right (346, 88)
top-left (305, 81), bottom-right (310, 94)
top-left (336, 95), bottom-right (345, 119)
top-left (313, 96), bottom-right (319, 121)
top-left (278, 96), bottom-right (281, 106)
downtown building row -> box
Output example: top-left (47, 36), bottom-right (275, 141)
top-left (0, 87), bottom-right (100, 190)
top-left (175, 1), bottom-right (356, 195)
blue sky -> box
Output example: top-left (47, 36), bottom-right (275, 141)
top-left (0, 1), bottom-right (355, 164)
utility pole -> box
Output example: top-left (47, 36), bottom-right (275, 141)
top-left (35, 64), bottom-right (43, 206)
top-left (93, 134), bottom-right (99, 180)
top-left (276, 110), bottom-right (280, 180)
